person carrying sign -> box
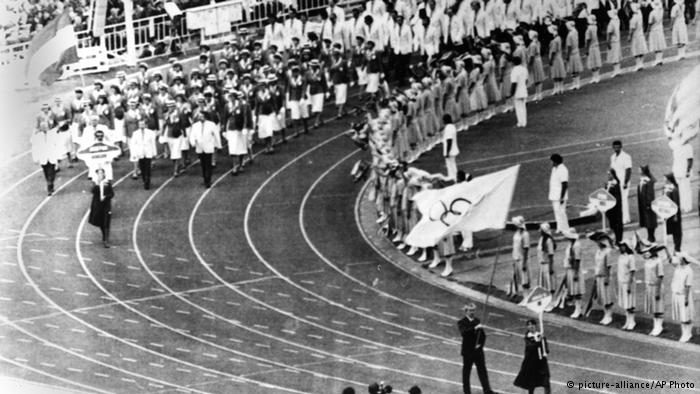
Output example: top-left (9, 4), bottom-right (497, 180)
top-left (513, 319), bottom-right (551, 394)
top-left (88, 168), bottom-right (114, 248)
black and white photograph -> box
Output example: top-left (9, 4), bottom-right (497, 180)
top-left (0, 0), bottom-right (699, 392)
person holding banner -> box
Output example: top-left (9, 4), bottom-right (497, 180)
top-left (537, 223), bottom-right (557, 308)
top-left (589, 231), bottom-right (615, 325)
top-left (513, 319), bottom-right (551, 394)
top-left (563, 228), bottom-right (584, 318)
top-left (88, 168), bottom-right (114, 249)
top-left (510, 216), bottom-right (531, 299)
top-left (458, 303), bottom-right (496, 394)
top-left (637, 165), bottom-right (657, 242)
top-left (617, 239), bottom-right (637, 331)
top-left (639, 241), bottom-right (667, 335)
top-left (663, 173), bottom-right (683, 252)
top-left (670, 252), bottom-right (696, 342)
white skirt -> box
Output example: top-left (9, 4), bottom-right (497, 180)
top-left (310, 93), bottom-right (324, 113)
top-left (167, 137), bottom-right (183, 160)
top-left (335, 83), bottom-right (347, 105)
top-left (287, 100), bottom-right (309, 120)
top-left (356, 67), bottom-right (368, 85)
top-left (112, 118), bottom-right (126, 142)
top-left (258, 114), bottom-right (275, 139)
top-left (366, 73), bottom-right (379, 93)
top-left (276, 109), bottom-right (286, 130)
top-left (671, 292), bottom-right (694, 322)
top-left (224, 130), bottom-right (248, 155)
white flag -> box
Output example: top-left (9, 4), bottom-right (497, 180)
top-left (405, 165), bottom-right (520, 248)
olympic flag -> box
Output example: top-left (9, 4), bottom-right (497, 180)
top-left (404, 165), bottom-right (520, 248)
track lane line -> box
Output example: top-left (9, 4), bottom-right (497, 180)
top-left (0, 354), bottom-right (112, 394)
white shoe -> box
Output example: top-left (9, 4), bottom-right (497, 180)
top-left (396, 243), bottom-right (406, 250)
top-left (418, 251), bottom-right (427, 262)
top-left (406, 246), bottom-right (418, 256)
top-left (544, 303), bottom-right (555, 312)
top-left (392, 234), bottom-right (402, 243)
top-left (600, 315), bottom-right (612, 326)
top-left (375, 214), bottom-right (387, 224)
top-left (626, 321), bottom-right (636, 331)
top-left (440, 267), bottom-right (453, 277)
top-left (649, 321), bottom-right (662, 336)
top-left (428, 259), bottom-right (441, 269)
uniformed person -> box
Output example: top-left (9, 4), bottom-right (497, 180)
top-left (563, 228), bottom-right (584, 318)
top-left (223, 91), bottom-right (253, 174)
top-left (30, 112), bottom-right (62, 195)
top-left (458, 303), bottom-right (496, 394)
top-left (510, 216), bottom-right (531, 299)
top-left (130, 119), bottom-right (157, 190)
top-left (638, 240), bottom-right (667, 335)
top-left (538, 223), bottom-right (557, 309)
top-left (189, 111), bottom-right (219, 188)
top-left (617, 239), bottom-right (637, 331)
top-left (589, 231), bottom-right (614, 325)
top-left (670, 252), bottom-right (696, 342)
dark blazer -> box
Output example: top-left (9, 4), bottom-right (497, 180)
top-left (637, 177), bottom-right (657, 230)
top-left (88, 182), bottom-right (114, 228)
top-left (458, 316), bottom-right (486, 356)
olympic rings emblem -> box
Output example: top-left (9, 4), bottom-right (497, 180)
top-left (427, 198), bottom-right (473, 227)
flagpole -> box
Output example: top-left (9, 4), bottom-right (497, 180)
top-left (480, 232), bottom-right (504, 326)
top-left (124, 0), bottom-right (137, 67)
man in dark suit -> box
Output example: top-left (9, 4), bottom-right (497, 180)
top-left (458, 303), bottom-right (496, 394)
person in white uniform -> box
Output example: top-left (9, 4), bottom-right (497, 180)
top-left (669, 252), bottom-right (696, 342)
top-left (509, 56), bottom-right (529, 128)
top-left (669, 137), bottom-right (694, 213)
top-left (442, 114), bottom-right (460, 181)
top-left (549, 154), bottom-right (569, 233)
top-left (610, 140), bottom-right (632, 224)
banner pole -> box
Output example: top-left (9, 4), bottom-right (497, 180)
top-left (480, 232), bottom-right (504, 326)
top-left (601, 210), bottom-right (606, 232)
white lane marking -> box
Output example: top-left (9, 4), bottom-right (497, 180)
top-left (149, 343), bottom-right (164, 348)
top-left (410, 317), bottom-right (425, 322)
top-left (55, 253), bottom-right (69, 257)
top-left (250, 288), bottom-right (265, 293)
top-left (151, 253), bottom-right (165, 258)
top-left (124, 319), bottom-right (139, 324)
top-left (331, 320), bottom-right (347, 326)
top-left (175, 257), bottom-right (189, 262)
top-left (176, 348), bottom-right (191, 353)
top-left (102, 261), bottom-right (115, 266)
top-left (202, 333), bottom-right (217, 338)
top-left (305, 315), bottom-right (320, 321)
top-left (326, 284), bottom-right (341, 289)
top-left (382, 311), bottom-right (398, 317)
top-left (359, 326), bottom-right (374, 331)
top-left (0, 168), bottom-right (42, 202)
top-left (122, 357), bottom-right (137, 363)
top-left (249, 271), bottom-right (264, 276)
top-left (253, 324), bottom-right (269, 330)
top-left (300, 280), bottom-right (315, 285)
top-left (276, 292), bottom-right (291, 298)
top-left (294, 269), bottom-right (325, 276)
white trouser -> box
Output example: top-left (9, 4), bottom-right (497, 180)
top-left (445, 156), bottom-right (457, 180)
top-left (621, 185), bottom-right (630, 223)
top-left (460, 230), bottom-right (473, 249)
top-left (678, 175), bottom-right (692, 213)
top-left (514, 98), bottom-right (527, 126)
top-left (551, 200), bottom-right (569, 232)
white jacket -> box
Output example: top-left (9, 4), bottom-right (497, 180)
top-left (189, 120), bottom-right (219, 154)
top-left (31, 128), bottom-right (62, 165)
top-left (130, 128), bottom-right (157, 160)
top-left (391, 23), bottom-right (413, 54)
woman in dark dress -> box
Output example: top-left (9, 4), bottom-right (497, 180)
top-left (637, 165), bottom-right (657, 242)
top-left (88, 168), bottom-right (114, 248)
top-left (663, 173), bottom-right (682, 252)
top-left (514, 319), bottom-right (551, 393)
top-left (605, 170), bottom-right (624, 243)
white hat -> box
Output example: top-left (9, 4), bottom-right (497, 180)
top-left (563, 228), bottom-right (579, 240)
top-left (511, 216), bottom-right (526, 229)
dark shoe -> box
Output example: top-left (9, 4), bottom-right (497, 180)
top-left (103, 241), bottom-right (110, 248)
